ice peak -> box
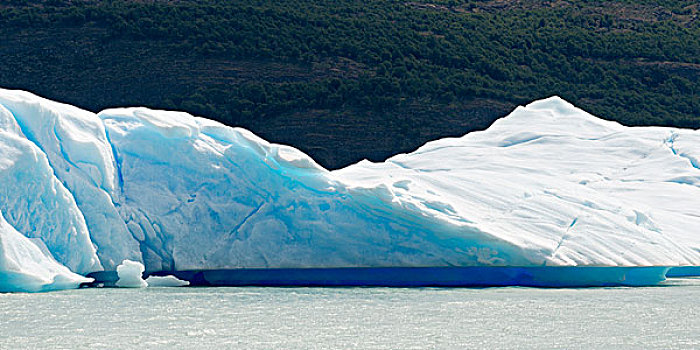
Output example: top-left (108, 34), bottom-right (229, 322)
top-left (525, 95), bottom-right (578, 113)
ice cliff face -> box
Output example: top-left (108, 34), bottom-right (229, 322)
top-left (0, 209), bottom-right (91, 292)
top-left (0, 89), bottom-right (698, 292)
top-left (0, 102), bottom-right (101, 275)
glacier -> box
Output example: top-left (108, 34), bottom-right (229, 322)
top-left (0, 88), bottom-right (698, 292)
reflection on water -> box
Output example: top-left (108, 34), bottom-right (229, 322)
top-left (1, 278), bottom-right (698, 349)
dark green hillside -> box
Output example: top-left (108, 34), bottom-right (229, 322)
top-left (1, 0), bottom-right (698, 168)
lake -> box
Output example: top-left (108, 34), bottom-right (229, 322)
top-left (1, 278), bottom-right (698, 349)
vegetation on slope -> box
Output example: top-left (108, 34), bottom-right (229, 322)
top-left (1, 0), bottom-right (698, 167)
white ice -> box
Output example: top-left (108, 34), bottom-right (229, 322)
top-left (115, 260), bottom-right (147, 288)
top-left (0, 209), bottom-right (92, 293)
top-left (145, 275), bottom-right (189, 287)
top-left (0, 88), bottom-right (698, 293)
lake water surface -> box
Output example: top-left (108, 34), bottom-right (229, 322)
top-left (1, 278), bottom-right (698, 349)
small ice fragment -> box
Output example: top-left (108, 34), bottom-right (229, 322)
top-left (145, 275), bottom-right (190, 287)
top-left (115, 260), bottom-right (148, 288)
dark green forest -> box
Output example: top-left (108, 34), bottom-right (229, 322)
top-left (1, 0), bottom-right (698, 168)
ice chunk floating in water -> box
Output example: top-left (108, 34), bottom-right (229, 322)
top-left (0, 88), bottom-right (698, 292)
top-left (145, 275), bottom-right (190, 287)
top-left (115, 260), bottom-right (147, 288)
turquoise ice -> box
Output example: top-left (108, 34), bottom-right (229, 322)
top-left (0, 89), bottom-right (698, 292)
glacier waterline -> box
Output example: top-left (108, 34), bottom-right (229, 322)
top-left (85, 266), bottom-right (686, 288)
top-left (149, 266), bottom-right (672, 287)
top-left (0, 88), bottom-right (699, 292)
top-left (667, 266), bottom-right (700, 277)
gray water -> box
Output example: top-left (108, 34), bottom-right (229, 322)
top-left (1, 278), bottom-right (698, 350)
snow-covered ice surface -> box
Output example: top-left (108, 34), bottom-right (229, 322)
top-left (0, 88), bottom-right (698, 292)
top-left (334, 98), bottom-right (700, 267)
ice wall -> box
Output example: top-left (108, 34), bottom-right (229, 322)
top-left (100, 108), bottom-right (532, 271)
top-left (0, 102), bottom-right (101, 274)
top-left (0, 88), bottom-right (698, 293)
top-left (0, 91), bottom-right (139, 270)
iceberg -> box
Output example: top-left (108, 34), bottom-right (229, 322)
top-left (0, 88), bottom-right (698, 291)
top-left (114, 260), bottom-right (147, 288)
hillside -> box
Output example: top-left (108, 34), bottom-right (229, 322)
top-left (1, 0), bottom-right (698, 168)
